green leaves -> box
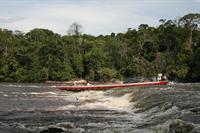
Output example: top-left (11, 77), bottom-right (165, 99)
top-left (0, 13), bottom-right (200, 82)
top-left (97, 68), bottom-right (117, 82)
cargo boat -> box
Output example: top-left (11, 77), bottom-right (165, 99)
top-left (58, 81), bottom-right (169, 91)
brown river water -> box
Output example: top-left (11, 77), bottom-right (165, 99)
top-left (0, 83), bottom-right (200, 133)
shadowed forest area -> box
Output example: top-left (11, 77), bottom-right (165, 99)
top-left (0, 13), bottom-right (200, 82)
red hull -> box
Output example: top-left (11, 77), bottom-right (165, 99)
top-left (58, 81), bottom-right (168, 91)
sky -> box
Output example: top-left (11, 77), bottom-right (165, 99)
top-left (0, 0), bottom-right (200, 36)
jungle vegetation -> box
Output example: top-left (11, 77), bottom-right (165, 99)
top-left (0, 13), bottom-right (200, 82)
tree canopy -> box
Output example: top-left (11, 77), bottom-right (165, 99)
top-left (0, 13), bottom-right (200, 82)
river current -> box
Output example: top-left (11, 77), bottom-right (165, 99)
top-left (0, 83), bottom-right (200, 133)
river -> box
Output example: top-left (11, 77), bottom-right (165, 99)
top-left (0, 83), bottom-right (200, 133)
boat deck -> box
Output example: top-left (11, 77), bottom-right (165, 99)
top-left (58, 81), bottom-right (169, 91)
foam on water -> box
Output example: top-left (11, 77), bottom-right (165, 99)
top-left (58, 91), bottom-right (133, 111)
top-left (7, 84), bottom-right (42, 88)
top-left (1, 91), bottom-right (58, 97)
top-left (3, 94), bottom-right (8, 97)
top-left (1, 83), bottom-right (57, 89)
top-left (1, 83), bottom-right (200, 133)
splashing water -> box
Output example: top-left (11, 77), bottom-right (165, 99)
top-left (58, 90), bottom-right (133, 111)
top-left (0, 83), bottom-right (200, 133)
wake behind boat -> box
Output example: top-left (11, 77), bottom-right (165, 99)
top-left (58, 81), bottom-right (169, 91)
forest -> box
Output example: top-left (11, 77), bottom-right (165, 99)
top-left (0, 13), bottom-right (200, 82)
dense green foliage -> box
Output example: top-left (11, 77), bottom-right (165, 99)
top-left (0, 13), bottom-right (200, 82)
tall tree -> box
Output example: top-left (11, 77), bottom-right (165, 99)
top-left (67, 22), bottom-right (83, 36)
top-left (179, 13), bottom-right (200, 49)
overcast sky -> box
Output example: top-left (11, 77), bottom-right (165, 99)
top-left (0, 0), bottom-right (200, 35)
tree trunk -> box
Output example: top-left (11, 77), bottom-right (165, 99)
top-left (4, 46), bottom-right (8, 57)
top-left (188, 28), bottom-right (193, 49)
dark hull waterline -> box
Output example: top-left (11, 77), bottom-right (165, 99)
top-left (58, 81), bottom-right (169, 91)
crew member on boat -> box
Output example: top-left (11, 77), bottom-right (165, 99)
top-left (87, 81), bottom-right (91, 86)
top-left (157, 73), bottom-right (167, 81)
